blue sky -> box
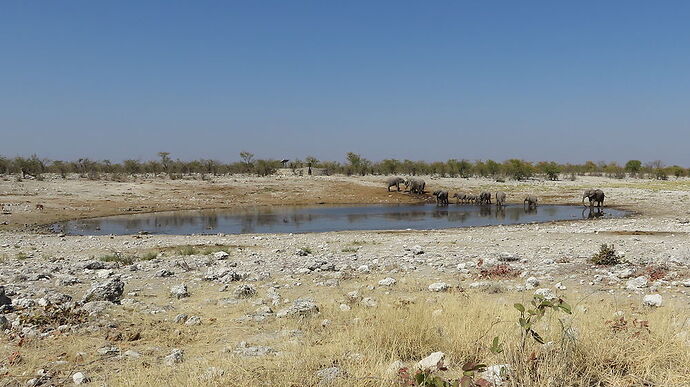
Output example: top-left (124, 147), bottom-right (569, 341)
top-left (2, 1), bottom-right (690, 165)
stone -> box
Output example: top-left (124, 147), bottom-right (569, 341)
top-left (480, 364), bottom-right (511, 386)
top-left (555, 282), bottom-right (567, 290)
top-left (154, 269), bottom-right (174, 278)
top-left (185, 316), bottom-right (202, 326)
top-left (339, 304), bottom-right (351, 312)
top-left (357, 265), bottom-right (370, 273)
top-left (233, 284), bottom-right (257, 299)
top-left (0, 315), bottom-right (9, 330)
top-left (498, 252), bottom-right (519, 262)
top-left (174, 314), bottom-right (188, 324)
top-left (96, 346), bottom-right (119, 356)
top-left (525, 277), bottom-right (540, 290)
top-left (315, 366), bottom-right (342, 384)
top-left (123, 350), bottom-right (141, 358)
top-left (360, 297), bottom-right (377, 307)
top-left (213, 251), bottom-right (230, 259)
top-left (643, 294), bottom-right (663, 307)
top-left (417, 351), bottom-right (445, 370)
top-left (72, 372), bottom-right (90, 384)
top-left (276, 299), bottom-right (319, 318)
top-left (626, 276), bottom-right (648, 290)
top-left (81, 277), bottom-right (124, 303)
top-left (428, 282), bottom-right (450, 292)
top-left (411, 245), bottom-right (424, 255)
top-left (170, 284), bottom-right (190, 299)
top-left (81, 301), bottom-right (113, 316)
top-left (164, 349), bottom-right (184, 366)
top-left (203, 267), bottom-right (241, 283)
top-left (378, 277), bottom-right (396, 286)
top-left (234, 342), bottom-right (276, 357)
top-left (534, 288), bottom-right (556, 300)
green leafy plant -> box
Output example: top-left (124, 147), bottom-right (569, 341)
top-left (514, 295), bottom-right (571, 349)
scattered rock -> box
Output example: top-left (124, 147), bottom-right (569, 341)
top-left (525, 277), bottom-right (540, 289)
top-left (170, 284), bottom-right (190, 299)
top-left (82, 277), bottom-right (124, 303)
top-left (315, 366), bottom-right (343, 384)
top-left (534, 288), bottom-right (556, 300)
top-left (428, 282), bottom-right (450, 292)
top-left (378, 277), bottom-right (396, 286)
top-left (185, 316), bottom-right (202, 326)
top-left (480, 364), bottom-right (511, 386)
top-left (233, 284), bottom-right (257, 298)
top-left (643, 294), bottom-right (663, 307)
top-left (72, 372), bottom-right (90, 385)
top-left (164, 349), bottom-right (184, 366)
top-left (213, 251), bottom-right (230, 259)
top-left (417, 351), bottom-right (445, 371)
top-left (626, 276), bottom-right (648, 290)
top-left (276, 299), bottom-right (319, 318)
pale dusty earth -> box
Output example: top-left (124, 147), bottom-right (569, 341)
top-left (1, 174), bottom-right (690, 385)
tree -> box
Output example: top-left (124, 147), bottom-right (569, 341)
top-left (538, 161), bottom-right (561, 180)
top-left (240, 151), bottom-right (254, 165)
top-left (625, 160), bottom-right (641, 175)
top-left (346, 152), bottom-right (370, 176)
top-left (158, 152), bottom-right (171, 173)
top-left (503, 159), bottom-right (533, 181)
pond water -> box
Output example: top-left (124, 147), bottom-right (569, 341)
top-left (55, 204), bottom-right (627, 236)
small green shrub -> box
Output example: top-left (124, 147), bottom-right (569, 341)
top-left (590, 244), bottom-right (622, 265)
top-left (177, 246), bottom-right (198, 256)
top-left (99, 253), bottom-right (135, 265)
top-left (140, 251), bottom-right (158, 261)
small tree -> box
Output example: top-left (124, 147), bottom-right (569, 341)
top-left (625, 160), bottom-right (641, 175)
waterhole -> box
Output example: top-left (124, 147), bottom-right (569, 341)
top-left (55, 204), bottom-right (627, 236)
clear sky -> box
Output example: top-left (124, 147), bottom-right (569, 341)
top-left (2, 1), bottom-right (690, 165)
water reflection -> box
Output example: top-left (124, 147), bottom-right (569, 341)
top-left (58, 204), bottom-right (627, 236)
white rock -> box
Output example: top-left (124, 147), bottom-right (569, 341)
top-left (555, 282), bottom-right (567, 290)
top-left (417, 351), bottom-right (445, 370)
top-left (213, 251), bottom-right (230, 259)
top-left (428, 282), bottom-right (450, 292)
top-left (357, 265), bottom-right (370, 273)
top-left (360, 297), bottom-right (378, 308)
top-left (339, 304), bottom-right (351, 312)
top-left (643, 294), bottom-right (663, 307)
top-left (534, 288), bottom-right (556, 300)
top-left (72, 372), bottom-right (90, 384)
top-left (378, 277), bottom-right (396, 286)
top-left (525, 277), bottom-right (540, 289)
top-left (170, 284), bottom-right (190, 299)
top-left (164, 349), bottom-right (184, 366)
top-left (480, 364), bottom-right (511, 386)
top-left (626, 276), bottom-right (648, 290)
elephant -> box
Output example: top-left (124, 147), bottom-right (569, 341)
top-left (524, 195), bottom-right (538, 208)
top-left (495, 191), bottom-right (506, 207)
top-left (405, 178), bottom-right (426, 194)
top-left (479, 191), bottom-right (492, 205)
top-left (582, 189), bottom-right (605, 207)
top-left (466, 194), bottom-right (478, 204)
top-left (432, 190), bottom-right (449, 206)
top-left (386, 177), bottom-right (405, 192)
top-left (452, 193), bottom-right (467, 204)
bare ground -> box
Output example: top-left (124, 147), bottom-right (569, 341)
top-left (1, 174), bottom-right (690, 386)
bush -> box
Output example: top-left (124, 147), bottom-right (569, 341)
top-left (99, 253), bottom-right (136, 265)
top-left (589, 244), bottom-right (622, 265)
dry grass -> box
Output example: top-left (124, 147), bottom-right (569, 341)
top-left (2, 279), bottom-right (689, 387)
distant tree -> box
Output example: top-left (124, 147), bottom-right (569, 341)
top-left (538, 161), bottom-right (561, 180)
top-left (346, 152), bottom-right (370, 176)
top-left (625, 160), bottom-right (642, 175)
top-left (485, 159), bottom-right (501, 177)
top-left (305, 156), bottom-right (319, 167)
top-left (158, 152), bottom-right (171, 173)
top-left (503, 159), bottom-right (533, 181)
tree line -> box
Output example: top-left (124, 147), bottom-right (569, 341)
top-left (0, 152), bottom-right (686, 181)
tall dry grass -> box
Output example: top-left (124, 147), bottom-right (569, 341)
top-left (2, 280), bottom-right (689, 387)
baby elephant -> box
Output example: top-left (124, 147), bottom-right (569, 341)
top-left (386, 177), bottom-right (405, 192)
top-left (452, 193), bottom-right (467, 204)
top-left (524, 195), bottom-right (538, 208)
top-left (433, 190), bottom-right (449, 206)
top-left (495, 191), bottom-right (506, 207)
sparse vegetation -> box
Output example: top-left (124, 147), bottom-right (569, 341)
top-left (99, 253), bottom-right (136, 265)
top-left (590, 244), bottom-right (623, 265)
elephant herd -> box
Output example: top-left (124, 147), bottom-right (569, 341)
top-left (385, 177), bottom-right (607, 209)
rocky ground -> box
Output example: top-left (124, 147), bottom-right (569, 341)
top-left (1, 174), bottom-right (689, 386)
